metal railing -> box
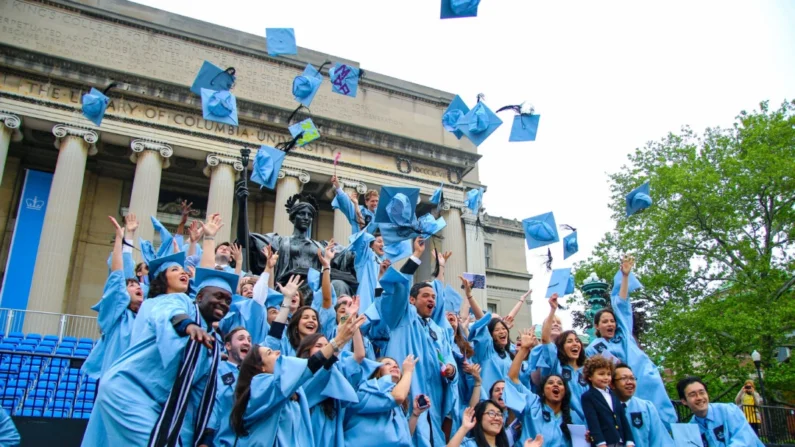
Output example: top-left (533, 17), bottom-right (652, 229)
top-left (673, 401), bottom-right (795, 445)
top-left (0, 309), bottom-right (99, 341)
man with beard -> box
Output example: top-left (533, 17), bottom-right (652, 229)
top-left (612, 364), bottom-right (674, 447)
top-left (82, 267), bottom-right (236, 447)
top-left (205, 327), bottom-right (251, 447)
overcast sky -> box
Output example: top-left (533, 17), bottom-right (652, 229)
top-left (133, 0), bottom-right (795, 326)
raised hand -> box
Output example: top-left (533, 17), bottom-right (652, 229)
top-left (549, 293), bottom-right (559, 312)
top-left (503, 314), bottom-right (515, 330)
top-left (199, 213), bottom-right (224, 238)
top-left (348, 295), bottom-right (361, 316)
top-left (108, 216), bottom-right (124, 239)
top-left (469, 363), bottom-right (482, 384)
top-left (412, 237), bottom-right (426, 257)
top-left (520, 326), bottom-right (538, 350)
top-left (180, 200), bottom-right (193, 222)
top-left (461, 407), bottom-right (477, 431)
top-left (620, 253), bottom-right (635, 276)
top-left (458, 275), bottom-right (473, 296)
top-left (277, 275), bottom-right (304, 302)
top-left (124, 213), bottom-right (138, 234)
top-left (331, 175), bottom-right (341, 190)
top-left (402, 354), bottom-right (418, 375)
top-left (188, 220), bottom-right (203, 243)
top-left (521, 289), bottom-right (532, 304)
top-left (412, 395), bottom-right (431, 416)
top-left (434, 249), bottom-right (452, 267)
top-left (379, 259), bottom-right (391, 276)
top-left (267, 248), bottom-right (279, 270)
top-left (335, 313), bottom-right (366, 344)
top-left (318, 240), bottom-right (336, 268)
top-left (230, 243), bottom-right (243, 264)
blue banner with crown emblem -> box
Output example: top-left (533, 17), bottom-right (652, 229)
top-left (0, 170), bottom-right (53, 310)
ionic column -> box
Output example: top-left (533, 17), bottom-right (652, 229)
top-left (128, 139), bottom-right (173, 246)
top-left (0, 112), bottom-right (22, 186)
top-left (273, 168), bottom-right (310, 236)
top-left (333, 178), bottom-right (367, 244)
top-left (204, 153), bottom-right (245, 243)
top-left (27, 124), bottom-right (98, 313)
top-left (441, 200), bottom-right (467, 288)
top-left (463, 210), bottom-right (487, 306)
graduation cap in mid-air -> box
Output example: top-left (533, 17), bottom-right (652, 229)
top-left (442, 95), bottom-right (470, 140)
top-left (441, 0), bottom-right (480, 19)
top-left (496, 102), bottom-right (540, 142)
top-left (522, 212), bottom-right (559, 250)
top-left (455, 94), bottom-right (503, 147)
top-left (266, 28), bottom-right (297, 56)
top-left (191, 61), bottom-right (236, 96)
top-left (626, 181), bottom-right (652, 217)
top-left (329, 63), bottom-right (364, 98)
top-left (81, 82), bottom-right (117, 126)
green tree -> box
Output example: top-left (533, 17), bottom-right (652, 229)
top-left (573, 100), bottom-right (795, 402)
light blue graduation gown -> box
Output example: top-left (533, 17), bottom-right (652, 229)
top-left (219, 298), bottom-right (270, 344)
top-left (210, 361), bottom-right (240, 447)
top-left (526, 343), bottom-right (587, 425)
top-left (332, 187), bottom-right (360, 230)
top-left (503, 380), bottom-right (572, 447)
top-left (82, 293), bottom-right (215, 446)
top-left (689, 403), bottom-right (764, 446)
top-left (378, 271), bottom-right (457, 447)
top-left (82, 270), bottom-right (136, 380)
top-left (585, 293), bottom-right (677, 425)
top-left (264, 326), bottom-right (297, 357)
top-left (469, 312), bottom-right (513, 401)
top-left (347, 229), bottom-right (382, 312)
top-left (302, 352), bottom-right (371, 447)
top-left (236, 356), bottom-right (315, 447)
top-left (0, 408), bottom-right (19, 446)
top-left (623, 396), bottom-right (674, 447)
top-left (344, 376), bottom-right (412, 447)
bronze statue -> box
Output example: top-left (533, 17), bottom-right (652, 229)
top-left (235, 181), bottom-right (357, 304)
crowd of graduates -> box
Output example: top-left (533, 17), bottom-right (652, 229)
top-left (0, 173), bottom-right (741, 447)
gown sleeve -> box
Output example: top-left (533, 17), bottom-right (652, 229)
top-left (331, 187), bottom-right (360, 229)
top-left (92, 270), bottom-right (132, 335)
top-left (376, 268), bottom-right (411, 330)
top-left (349, 376), bottom-right (399, 415)
top-left (246, 356), bottom-right (313, 422)
top-left (468, 312), bottom-right (495, 363)
top-left (724, 405), bottom-right (765, 446)
top-left (0, 408), bottom-right (19, 446)
top-left (150, 294), bottom-right (194, 369)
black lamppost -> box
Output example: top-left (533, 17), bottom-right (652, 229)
top-left (239, 147), bottom-right (251, 273)
top-left (751, 350), bottom-right (773, 441)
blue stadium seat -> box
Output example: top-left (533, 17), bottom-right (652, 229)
top-left (55, 348), bottom-right (73, 356)
top-left (52, 399), bottom-right (71, 410)
top-left (43, 409), bottom-right (68, 418)
top-left (73, 401), bottom-right (92, 411)
top-left (39, 373), bottom-right (60, 383)
top-left (61, 336), bottom-right (77, 344)
top-left (73, 349), bottom-right (90, 358)
top-left (15, 346), bottom-right (33, 353)
top-left (1, 398), bottom-right (18, 412)
top-left (39, 340), bottom-right (56, 347)
top-left (84, 383), bottom-right (97, 392)
top-left (20, 339), bottom-right (38, 347)
top-left (31, 389), bottom-right (51, 399)
top-left (42, 335), bottom-right (58, 342)
top-left (78, 337), bottom-right (94, 344)
top-left (77, 390), bottom-right (95, 401)
top-left (26, 334), bottom-right (42, 341)
top-left (20, 408), bottom-right (41, 417)
top-left (57, 383), bottom-right (77, 392)
top-left (7, 380), bottom-right (28, 391)
top-left (0, 344), bottom-right (16, 351)
top-left (7, 332), bottom-right (24, 340)
top-left (24, 398), bottom-right (47, 409)
top-left (55, 390), bottom-right (74, 401)
top-left (17, 372), bottom-right (36, 381)
top-left (34, 346), bottom-right (54, 354)
top-left (74, 411), bottom-right (91, 419)
top-left (2, 389), bottom-right (23, 398)
top-left (36, 382), bottom-right (56, 391)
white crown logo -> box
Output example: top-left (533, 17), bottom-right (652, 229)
top-left (25, 196), bottom-right (44, 211)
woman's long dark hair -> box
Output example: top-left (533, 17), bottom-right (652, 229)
top-left (371, 357), bottom-right (409, 413)
top-left (296, 334), bottom-right (336, 419)
top-left (539, 374), bottom-right (572, 441)
top-left (556, 330), bottom-right (585, 367)
top-left (488, 318), bottom-right (515, 361)
top-left (470, 400), bottom-right (510, 447)
top-left (593, 308), bottom-right (616, 338)
top-left (230, 344), bottom-right (265, 437)
top-left (287, 306), bottom-right (321, 350)
top-left (147, 271), bottom-right (169, 298)
top-left (453, 322), bottom-right (475, 359)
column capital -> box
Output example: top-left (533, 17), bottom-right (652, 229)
top-left (337, 177), bottom-right (367, 194)
top-left (278, 166), bottom-right (311, 184)
top-left (462, 211), bottom-right (481, 225)
top-left (130, 139), bottom-right (174, 168)
top-left (443, 199), bottom-right (466, 212)
top-left (203, 152), bottom-right (245, 177)
top-left (52, 124), bottom-right (98, 155)
top-left (0, 111), bottom-right (22, 142)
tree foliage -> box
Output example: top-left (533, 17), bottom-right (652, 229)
top-left (572, 100), bottom-right (795, 402)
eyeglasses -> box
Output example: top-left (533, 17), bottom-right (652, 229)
top-left (686, 390), bottom-right (708, 399)
top-left (615, 376), bottom-right (636, 383)
top-left (484, 410), bottom-right (504, 419)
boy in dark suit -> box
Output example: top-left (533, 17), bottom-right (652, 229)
top-left (581, 355), bottom-right (635, 447)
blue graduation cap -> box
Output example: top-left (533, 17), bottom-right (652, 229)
top-left (374, 186), bottom-right (420, 225)
top-left (430, 183), bottom-right (444, 205)
top-left (441, 0), bottom-right (480, 19)
top-left (81, 87), bottom-right (111, 126)
top-left (626, 181), bottom-right (652, 217)
top-left (383, 239), bottom-right (413, 263)
top-left (329, 63), bottom-right (362, 98)
top-left (443, 284), bottom-right (464, 314)
top-left (379, 214), bottom-right (445, 246)
top-left (150, 216), bottom-right (174, 252)
top-left (442, 95), bottom-right (470, 140)
top-left (265, 288), bottom-right (284, 310)
top-left (292, 63), bottom-right (324, 107)
top-left (509, 114), bottom-right (540, 142)
top-left (456, 99), bottom-right (503, 147)
top-left (288, 118), bottom-right (321, 147)
top-left (191, 61), bottom-right (235, 96)
top-left (201, 89), bottom-right (238, 126)
top-left (563, 231), bottom-right (578, 260)
top-left (147, 251), bottom-right (186, 281)
top-left (464, 188), bottom-right (484, 213)
top-left (522, 212), bottom-right (559, 249)
top-left (611, 269), bottom-right (643, 296)
top-left (194, 268), bottom-right (239, 295)
top-left (231, 294), bottom-right (247, 305)
top-left (546, 268), bottom-right (575, 298)
top-left (251, 145), bottom-right (287, 190)
top-left (266, 28), bottom-right (297, 56)
top-left (417, 214), bottom-right (446, 240)
top-left (671, 423), bottom-right (702, 447)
